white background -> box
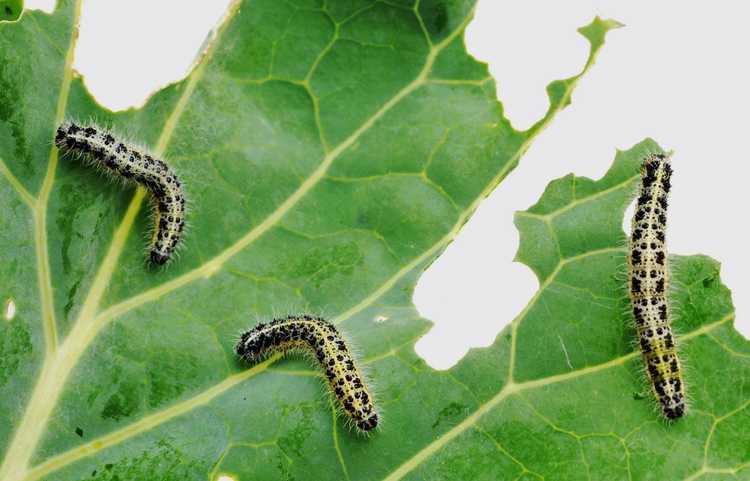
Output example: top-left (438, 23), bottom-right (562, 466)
top-left (22, 0), bottom-right (749, 370)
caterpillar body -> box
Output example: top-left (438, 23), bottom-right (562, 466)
top-left (628, 152), bottom-right (685, 420)
top-left (54, 121), bottom-right (186, 265)
top-left (235, 315), bottom-right (379, 433)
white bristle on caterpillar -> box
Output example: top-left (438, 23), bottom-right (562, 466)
top-left (235, 315), bottom-right (379, 433)
top-left (54, 120), bottom-right (186, 265)
top-left (627, 152), bottom-right (686, 420)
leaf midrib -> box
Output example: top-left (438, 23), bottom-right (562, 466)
top-left (0, 1), bottom-right (243, 479)
top-left (0, 0), bottom-right (83, 478)
top-left (33, 0), bottom-right (84, 358)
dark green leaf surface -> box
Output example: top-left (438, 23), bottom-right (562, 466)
top-left (0, 0), bottom-right (22, 22)
top-left (2, 1), bottom-right (746, 480)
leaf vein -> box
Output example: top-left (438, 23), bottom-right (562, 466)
top-left (0, 157), bottom-right (35, 207)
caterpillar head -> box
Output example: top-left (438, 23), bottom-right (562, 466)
top-left (150, 249), bottom-right (170, 266)
top-left (356, 412), bottom-right (379, 432)
top-left (234, 325), bottom-right (266, 361)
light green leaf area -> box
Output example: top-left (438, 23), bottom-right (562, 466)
top-left (2, 1), bottom-right (746, 480)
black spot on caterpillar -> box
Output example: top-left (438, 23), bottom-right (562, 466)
top-left (54, 120), bottom-right (186, 265)
top-left (628, 152), bottom-right (685, 420)
top-left (235, 315), bottom-right (378, 433)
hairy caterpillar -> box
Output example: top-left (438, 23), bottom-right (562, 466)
top-left (628, 152), bottom-right (685, 419)
top-left (54, 120), bottom-right (186, 265)
top-left (235, 315), bottom-right (379, 432)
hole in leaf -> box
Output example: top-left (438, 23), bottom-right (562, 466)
top-left (622, 198), bottom-right (637, 236)
top-left (4, 299), bottom-right (15, 321)
top-left (22, 0), bottom-right (54, 12)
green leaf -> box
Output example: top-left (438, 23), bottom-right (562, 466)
top-left (5, 2), bottom-right (742, 481)
top-left (0, 0), bottom-right (22, 22)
